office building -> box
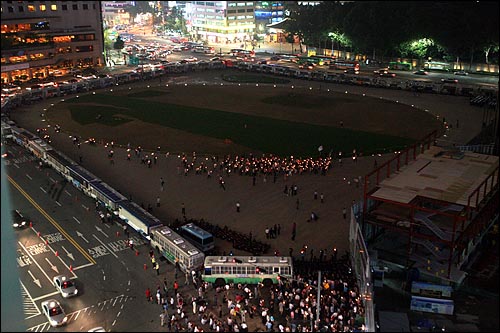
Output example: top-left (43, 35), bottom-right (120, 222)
top-left (1, 1), bottom-right (104, 84)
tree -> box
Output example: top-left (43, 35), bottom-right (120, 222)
top-left (113, 36), bottom-right (125, 51)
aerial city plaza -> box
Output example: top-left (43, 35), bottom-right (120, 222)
top-left (1, 1), bottom-right (498, 332)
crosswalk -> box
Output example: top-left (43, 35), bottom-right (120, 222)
top-left (26, 294), bottom-right (131, 332)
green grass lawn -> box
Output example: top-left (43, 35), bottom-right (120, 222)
top-left (65, 92), bottom-right (415, 156)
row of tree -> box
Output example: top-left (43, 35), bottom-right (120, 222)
top-left (282, 1), bottom-right (499, 67)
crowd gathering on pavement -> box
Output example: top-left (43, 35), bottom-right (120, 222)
top-left (142, 251), bottom-right (365, 332)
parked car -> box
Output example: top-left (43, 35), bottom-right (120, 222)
top-left (41, 299), bottom-right (67, 327)
top-left (454, 71), bottom-right (468, 76)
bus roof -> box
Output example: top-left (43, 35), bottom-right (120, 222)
top-left (180, 223), bottom-right (213, 239)
top-left (151, 225), bottom-right (201, 256)
top-left (204, 256), bottom-right (292, 265)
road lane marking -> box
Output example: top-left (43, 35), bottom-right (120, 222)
top-left (49, 177), bottom-right (56, 183)
top-left (55, 201), bottom-right (62, 206)
top-left (93, 234), bottom-right (118, 258)
top-left (72, 262), bottom-right (95, 271)
top-left (73, 216), bottom-right (81, 224)
top-left (64, 190), bottom-right (72, 197)
top-left (26, 174), bottom-right (33, 180)
top-left (40, 187), bottom-right (47, 193)
top-left (32, 291), bottom-right (60, 302)
top-left (9, 176), bottom-right (96, 265)
top-left (18, 241), bottom-right (53, 285)
top-left (20, 280), bottom-right (41, 319)
top-left (14, 163), bottom-right (20, 169)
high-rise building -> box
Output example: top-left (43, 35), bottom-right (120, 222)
top-left (185, 1), bottom-right (255, 44)
top-left (101, 1), bottom-right (134, 29)
top-left (1, 1), bottom-right (104, 84)
top-left (254, 1), bottom-right (284, 36)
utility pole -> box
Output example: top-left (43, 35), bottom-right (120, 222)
top-left (316, 270), bottom-right (321, 328)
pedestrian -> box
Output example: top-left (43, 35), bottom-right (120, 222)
top-left (155, 262), bottom-right (160, 276)
top-left (277, 223), bottom-right (281, 236)
top-left (320, 193), bottom-right (324, 203)
top-left (265, 227), bottom-right (270, 239)
top-left (314, 190), bottom-right (318, 200)
top-left (173, 280), bottom-right (179, 295)
top-left (182, 203), bottom-right (186, 216)
top-left (146, 287), bottom-right (152, 302)
top-left (160, 177), bottom-right (165, 191)
top-left (156, 196), bottom-right (161, 207)
top-left (163, 278), bottom-right (169, 295)
top-left (343, 207), bottom-right (347, 220)
top-left (185, 271), bottom-right (190, 285)
top-left (236, 201), bottom-right (240, 213)
top-left (160, 312), bottom-right (166, 326)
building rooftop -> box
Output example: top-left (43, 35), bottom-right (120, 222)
top-left (370, 146), bottom-right (498, 208)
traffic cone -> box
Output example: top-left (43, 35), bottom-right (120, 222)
top-left (116, 231), bottom-right (120, 237)
top-left (135, 250), bottom-right (139, 256)
top-left (45, 239), bottom-right (48, 245)
top-left (37, 231), bottom-right (41, 237)
top-left (55, 251), bottom-right (59, 257)
top-left (69, 265), bottom-right (73, 272)
top-left (30, 221), bottom-right (33, 228)
top-left (144, 264), bottom-right (147, 270)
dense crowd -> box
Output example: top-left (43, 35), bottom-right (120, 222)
top-left (146, 253), bottom-right (365, 332)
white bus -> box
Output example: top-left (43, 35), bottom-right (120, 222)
top-left (202, 256), bottom-right (293, 287)
top-left (150, 225), bottom-right (205, 273)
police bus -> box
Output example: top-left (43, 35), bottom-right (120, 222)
top-left (201, 255), bottom-right (293, 286)
top-left (178, 223), bottom-right (215, 253)
top-left (150, 225), bottom-right (205, 273)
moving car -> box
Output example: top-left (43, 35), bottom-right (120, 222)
top-left (53, 275), bottom-right (78, 298)
top-left (41, 299), bottom-right (67, 327)
top-left (454, 70), bottom-right (468, 76)
top-left (12, 210), bottom-right (29, 229)
top-left (441, 77), bottom-right (458, 83)
top-left (88, 327), bottom-right (106, 332)
top-left (344, 68), bottom-right (359, 74)
top-left (413, 69), bottom-right (428, 75)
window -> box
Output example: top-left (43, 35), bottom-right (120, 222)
top-left (238, 9), bottom-right (245, 12)
top-left (247, 8), bottom-right (253, 12)
top-left (72, 4), bottom-right (78, 10)
top-left (227, 9), bottom-right (235, 13)
top-left (28, 4), bottom-right (35, 12)
top-left (40, 4), bottom-right (46, 11)
top-left (228, 2), bottom-right (236, 7)
top-left (237, 2), bottom-right (245, 6)
top-left (247, 2), bottom-right (254, 6)
top-left (93, 4), bottom-right (96, 10)
top-left (62, 4), bottom-right (67, 10)
top-left (18, 6), bottom-right (24, 12)
top-left (206, 2), bottom-right (215, 6)
top-left (8, 6), bottom-right (14, 13)
top-left (51, 4), bottom-right (57, 11)
top-left (75, 45), bottom-right (93, 53)
top-left (83, 4), bottom-right (88, 10)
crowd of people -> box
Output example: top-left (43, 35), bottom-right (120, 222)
top-left (178, 152), bottom-right (337, 179)
top-left (144, 252), bottom-right (365, 332)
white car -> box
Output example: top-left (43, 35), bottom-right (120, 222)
top-left (41, 299), bottom-right (67, 327)
top-left (88, 327), bottom-right (106, 332)
top-left (454, 70), bottom-right (468, 76)
top-left (53, 275), bottom-right (78, 298)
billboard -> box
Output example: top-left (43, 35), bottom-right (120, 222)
top-left (410, 296), bottom-right (454, 315)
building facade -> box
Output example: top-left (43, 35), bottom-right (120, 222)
top-left (1, 1), bottom-right (104, 84)
top-left (101, 1), bottom-right (134, 29)
top-left (254, 1), bottom-right (284, 37)
top-left (185, 1), bottom-right (255, 44)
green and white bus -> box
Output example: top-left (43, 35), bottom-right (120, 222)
top-left (150, 225), bottom-right (205, 273)
top-left (202, 255), bottom-right (293, 286)
top-left (389, 61), bottom-right (412, 71)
